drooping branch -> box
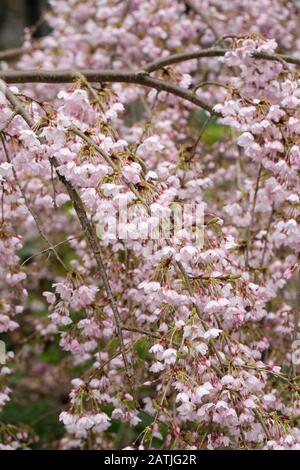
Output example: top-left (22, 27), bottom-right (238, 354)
top-left (0, 78), bottom-right (134, 390)
top-left (1, 49), bottom-right (299, 85)
top-left (0, 69), bottom-right (216, 115)
top-left (253, 50), bottom-right (300, 66)
top-left (146, 48), bottom-right (300, 72)
top-left (50, 156), bottom-right (135, 389)
top-left (0, 133), bottom-right (67, 271)
top-left (145, 48), bottom-right (227, 72)
top-left (0, 49), bottom-right (298, 82)
top-left (70, 123), bottom-right (226, 370)
top-left (0, 46), bottom-right (299, 117)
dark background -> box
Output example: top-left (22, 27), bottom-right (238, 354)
top-left (0, 0), bottom-right (48, 49)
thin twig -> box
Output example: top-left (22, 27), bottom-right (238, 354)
top-left (183, 0), bottom-right (219, 40)
top-left (292, 282), bottom-right (300, 378)
top-left (121, 325), bottom-right (162, 340)
top-left (260, 204), bottom-right (274, 268)
top-left (245, 163), bottom-right (263, 268)
top-left (71, 122), bottom-right (225, 370)
top-left (0, 111), bottom-right (17, 133)
top-left (254, 409), bottom-right (271, 440)
top-left (69, 127), bottom-right (118, 170)
top-left (0, 133), bottom-right (67, 271)
top-left (145, 48), bottom-right (226, 73)
top-left (0, 47), bottom-right (34, 61)
top-left (21, 236), bottom-right (80, 266)
top-left (188, 115), bottom-right (211, 161)
top-left (0, 78), bottom-right (134, 391)
top-left (1, 181), bottom-right (4, 224)
top-left (50, 156), bottom-right (134, 390)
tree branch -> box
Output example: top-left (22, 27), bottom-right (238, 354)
top-left (0, 69), bottom-right (216, 115)
top-left (0, 46), bottom-right (298, 116)
top-left (70, 123), bottom-right (225, 370)
top-left (0, 78), bottom-right (134, 390)
top-left (145, 48), bottom-right (300, 72)
top-left (0, 47), bottom-right (34, 61)
top-left (145, 48), bottom-right (227, 73)
top-left (0, 133), bottom-right (67, 271)
top-left (50, 156), bottom-right (134, 387)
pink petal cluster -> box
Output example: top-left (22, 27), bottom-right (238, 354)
top-left (0, 0), bottom-right (300, 451)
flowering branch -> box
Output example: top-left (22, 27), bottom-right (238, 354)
top-left (0, 69), bottom-right (216, 115)
top-left (0, 132), bottom-right (67, 270)
top-left (1, 2), bottom-right (300, 448)
top-left (50, 156), bottom-right (135, 389)
top-left (145, 48), bottom-right (300, 72)
top-left (0, 77), bottom-right (134, 391)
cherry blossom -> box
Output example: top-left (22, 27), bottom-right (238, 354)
top-left (0, 0), bottom-right (299, 451)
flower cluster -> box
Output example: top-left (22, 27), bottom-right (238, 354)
top-left (0, 0), bottom-right (299, 451)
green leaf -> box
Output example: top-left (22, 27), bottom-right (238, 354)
top-left (36, 343), bottom-right (66, 365)
top-left (192, 110), bottom-right (229, 145)
top-left (133, 337), bottom-right (152, 361)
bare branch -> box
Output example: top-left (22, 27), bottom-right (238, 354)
top-left (145, 48), bottom-right (227, 72)
top-left (21, 236), bottom-right (80, 266)
top-left (0, 47), bottom-right (34, 61)
top-left (121, 325), bottom-right (162, 340)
